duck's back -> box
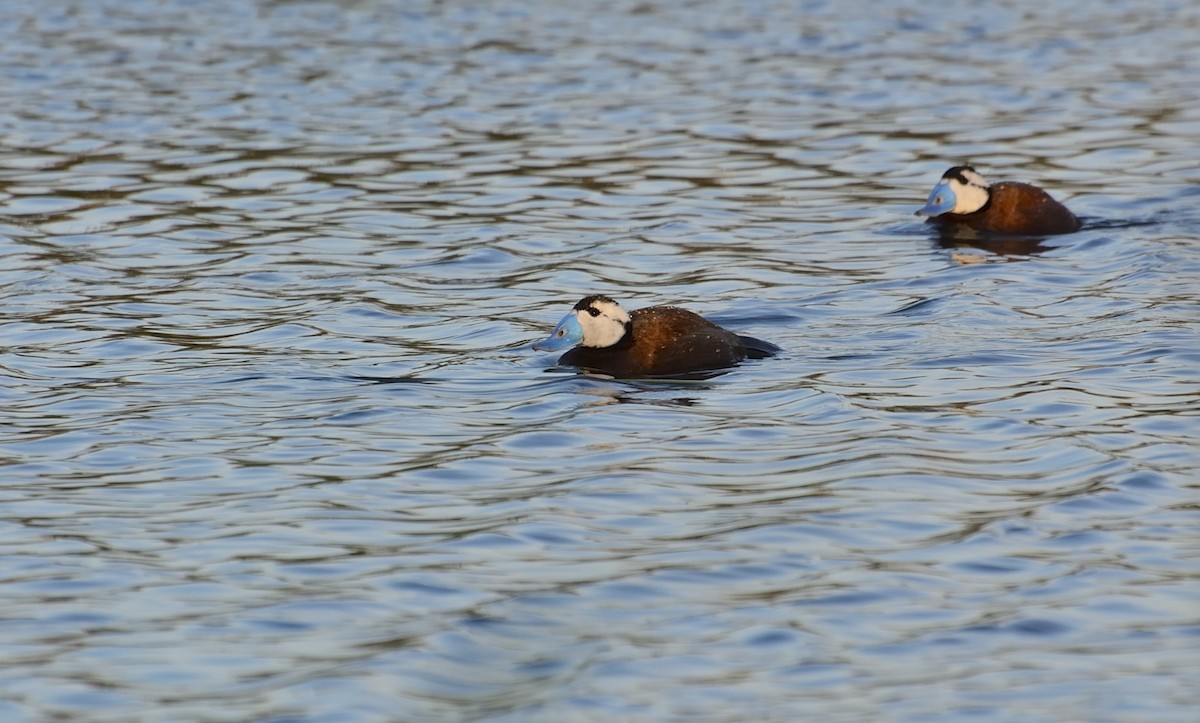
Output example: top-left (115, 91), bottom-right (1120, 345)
top-left (967, 182), bottom-right (1081, 235)
top-left (558, 306), bottom-right (769, 377)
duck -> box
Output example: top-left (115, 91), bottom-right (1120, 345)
top-left (531, 295), bottom-right (780, 378)
top-left (916, 166), bottom-right (1081, 235)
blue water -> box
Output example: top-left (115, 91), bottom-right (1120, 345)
top-left (1, 0), bottom-right (1198, 720)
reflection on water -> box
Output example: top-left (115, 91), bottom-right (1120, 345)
top-left (2, 0), bottom-right (1199, 720)
top-left (931, 226), bottom-right (1055, 258)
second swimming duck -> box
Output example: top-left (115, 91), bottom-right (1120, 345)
top-left (916, 166), bottom-right (1081, 235)
top-left (532, 295), bottom-right (779, 378)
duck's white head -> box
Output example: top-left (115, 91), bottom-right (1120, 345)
top-left (532, 295), bottom-right (631, 352)
top-left (916, 165), bottom-right (990, 216)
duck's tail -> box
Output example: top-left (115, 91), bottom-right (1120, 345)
top-left (738, 335), bottom-right (781, 359)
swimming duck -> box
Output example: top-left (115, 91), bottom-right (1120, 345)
top-left (916, 166), bottom-right (1081, 235)
top-left (532, 295), bottom-right (779, 377)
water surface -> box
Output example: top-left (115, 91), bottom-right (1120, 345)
top-left (1, 1), bottom-right (1198, 720)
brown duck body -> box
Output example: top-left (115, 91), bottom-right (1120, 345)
top-left (557, 306), bottom-right (776, 377)
top-left (930, 181), bottom-right (1081, 235)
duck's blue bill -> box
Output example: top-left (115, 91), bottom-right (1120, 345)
top-left (916, 180), bottom-right (956, 216)
top-left (532, 313), bottom-right (583, 352)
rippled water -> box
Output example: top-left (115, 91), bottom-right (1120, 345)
top-left (2, 0), bottom-right (1198, 720)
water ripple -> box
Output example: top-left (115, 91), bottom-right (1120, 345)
top-left (1, 0), bottom-right (1198, 721)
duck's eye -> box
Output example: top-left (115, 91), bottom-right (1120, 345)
top-left (556, 328), bottom-right (566, 337)
top-left (587, 307), bottom-right (600, 317)
top-left (934, 195), bottom-right (943, 205)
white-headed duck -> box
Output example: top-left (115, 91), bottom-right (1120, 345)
top-left (916, 166), bottom-right (1081, 235)
top-left (532, 295), bottom-right (779, 377)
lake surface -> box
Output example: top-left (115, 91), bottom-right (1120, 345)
top-left (1, 0), bottom-right (1198, 720)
